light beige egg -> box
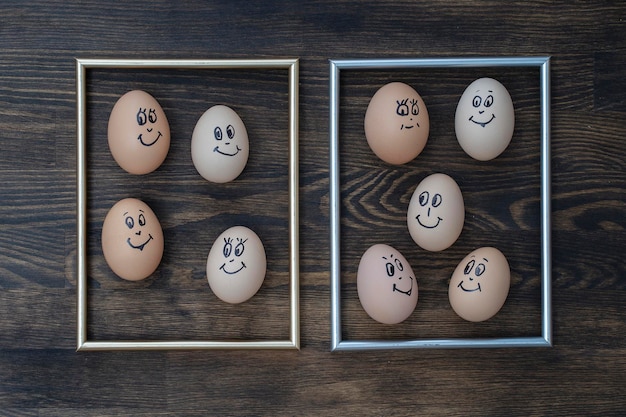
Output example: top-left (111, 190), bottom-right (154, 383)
top-left (191, 105), bottom-right (249, 183)
top-left (101, 198), bottom-right (164, 281)
top-left (364, 82), bottom-right (429, 165)
top-left (108, 90), bottom-right (170, 174)
top-left (407, 173), bottom-right (464, 252)
top-left (448, 247), bottom-right (511, 322)
top-left (455, 77), bottom-right (515, 161)
top-left (207, 226), bottom-right (266, 304)
top-left (357, 244), bottom-right (418, 324)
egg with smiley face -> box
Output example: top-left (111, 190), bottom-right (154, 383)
top-left (191, 105), bottom-right (250, 183)
top-left (449, 247), bottom-right (511, 322)
top-left (357, 244), bottom-right (418, 324)
top-left (455, 77), bottom-right (515, 161)
top-left (108, 90), bottom-right (171, 174)
top-left (101, 198), bottom-right (164, 281)
top-left (364, 82), bottom-right (430, 165)
top-left (407, 173), bottom-right (465, 252)
top-left (206, 226), bottom-right (266, 304)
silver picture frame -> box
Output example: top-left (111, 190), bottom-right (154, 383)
top-left (76, 58), bottom-right (300, 351)
top-left (329, 57), bottom-right (551, 351)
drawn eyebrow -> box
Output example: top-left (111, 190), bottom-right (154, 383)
top-left (123, 212), bottom-right (128, 216)
top-left (483, 258), bottom-right (489, 262)
top-left (488, 90), bottom-right (493, 92)
top-left (139, 210), bottom-right (145, 213)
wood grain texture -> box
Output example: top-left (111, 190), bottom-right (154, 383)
top-left (0, 0), bottom-right (625, 415)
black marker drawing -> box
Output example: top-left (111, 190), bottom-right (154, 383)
top-left (469, 91), bottom-right (496, 128)
top-left (382, 254), bottom-right (413, 296)
top-left (415, 191), bottom-right (443, 228)
top-left (219, 237), bottom-right (248, 275)
top-left (457, 256), bottom-right (488, 292)
top-left (136, 107), bottom-right (163, 146)
top-left (124, 209), bottom-right (153, 251)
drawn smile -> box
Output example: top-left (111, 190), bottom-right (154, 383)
top-left (214, 145), bottom-right (241, 156)
top-left (220, 261), bottom-right (247, 275)
top-left (393, 276), bottom-right (414, 296)
top-left (469, 114), bottom-right (496, 128)
top-left (458, 281), bottom-right (481, 292)
top-left (137, 131), bottom-right (162, 146)
top-left (416, 215), bottom-right (442, 229)
top-left (126, 234), bottom-right (153, 251)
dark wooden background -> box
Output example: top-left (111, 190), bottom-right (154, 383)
top-left (1, 1), bottom-right (625, 415)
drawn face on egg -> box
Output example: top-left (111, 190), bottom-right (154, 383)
top-left (382, 252), bottom-right (414, 297)
top-left (456, 255), bottom-right (487, 293)
top-left (191, 105), bottom-right (250, 183)
top-left (407, 173), bottom-right (465, 252)
top-left (124, 208), bottom-right (154, 251)
top-left (414, 190), bottom-right (443, 229)
top-left (136, 107), bottom-right (164, 146)
top-left (219, 236), bottom-right (248, 275)
top-left (448, 247), bottom-right (511, 322)
top-left (213, 123), bottom-right (241, 156)
top-left (395, 96), bottom-right (421, 132)
top-left (468, 91), bottom-right (496, 128)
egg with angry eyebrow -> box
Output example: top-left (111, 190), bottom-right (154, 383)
top-left (357, 244), bottom-right (419, 324)
top-left (101, 198), bottom-right (164, 281)
top-left (449, 247), bottom-right (511, 322)
top-left (206, 226), bottom-right (266, 304)
top-left (191, 105), bottom-right (249, 183)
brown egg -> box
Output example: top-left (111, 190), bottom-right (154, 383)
top-left (206, 226), bottom-right (266, 304)
top-left (108, 90), bottom-right (170, 174)
top-left (101, 198), bottom-right (164, 281)
top-left (407, 173), bottom-right (464, 252)
top-left (364, 82), bottom-right (429, 165)
top-left (357, 244), bottom-right (418, 324)
top-left (448, 247), bottom-right (511, 322)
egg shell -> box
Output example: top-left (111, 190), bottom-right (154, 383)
top-left (448, 247), bottom-right (511, 322)
top-left (207, 226), bottom-right (266, 304)
top-left (101, 198), bottom-right (164, 281)
top-left (364, 82), bottom-right (430, 165)
top-left (191, 105), bottom-right (250, 183)
top-left (455, 77), bottom-right (515, 161)
top-left (107, 90), bottom-right (170, 174)
top-left (357, 244), bottom-right (418, 324)
top-left (407, 173), bottom-right (464, 252)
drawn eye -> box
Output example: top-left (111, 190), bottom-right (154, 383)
top-left (214, 127), bottom-right (223, 140)
top-left (234, 241), bottom-right (245, 257)
top-left (148, 108), bottom-right (157, 123)
top-left (418, 191), bottom-right (429, 206)
top-left (138, 213), bottom-right (146, 226)
top-left (226, 124), bottom-right (235, 140)
top-left (472, 96), bottom-right (482, 108)
top-left (484, 95), bottom-right (494, 107)
top-left (136, 108), bottom-right (147, 126)
top-left (396, 99), bottom-right (409, 116)
top-left (385, 262), bottom-right (395, 277)
top-left (125, 216), bottom-right (134, 229)
top-left (432, 193), bottom-right (442, 207)
top-left (394, 258), bottom-right (404, 272)
top-left (223, 240), bottom-right (233, 258)
top-left (475, 263), bottom-right (486, 276)
top-left (464, 259), bottom-right (475, 275)
top-left (410, 100), bottom-right (419, 116)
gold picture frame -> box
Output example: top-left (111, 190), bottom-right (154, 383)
top-left (76, 58), bottom-right (300, 351)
